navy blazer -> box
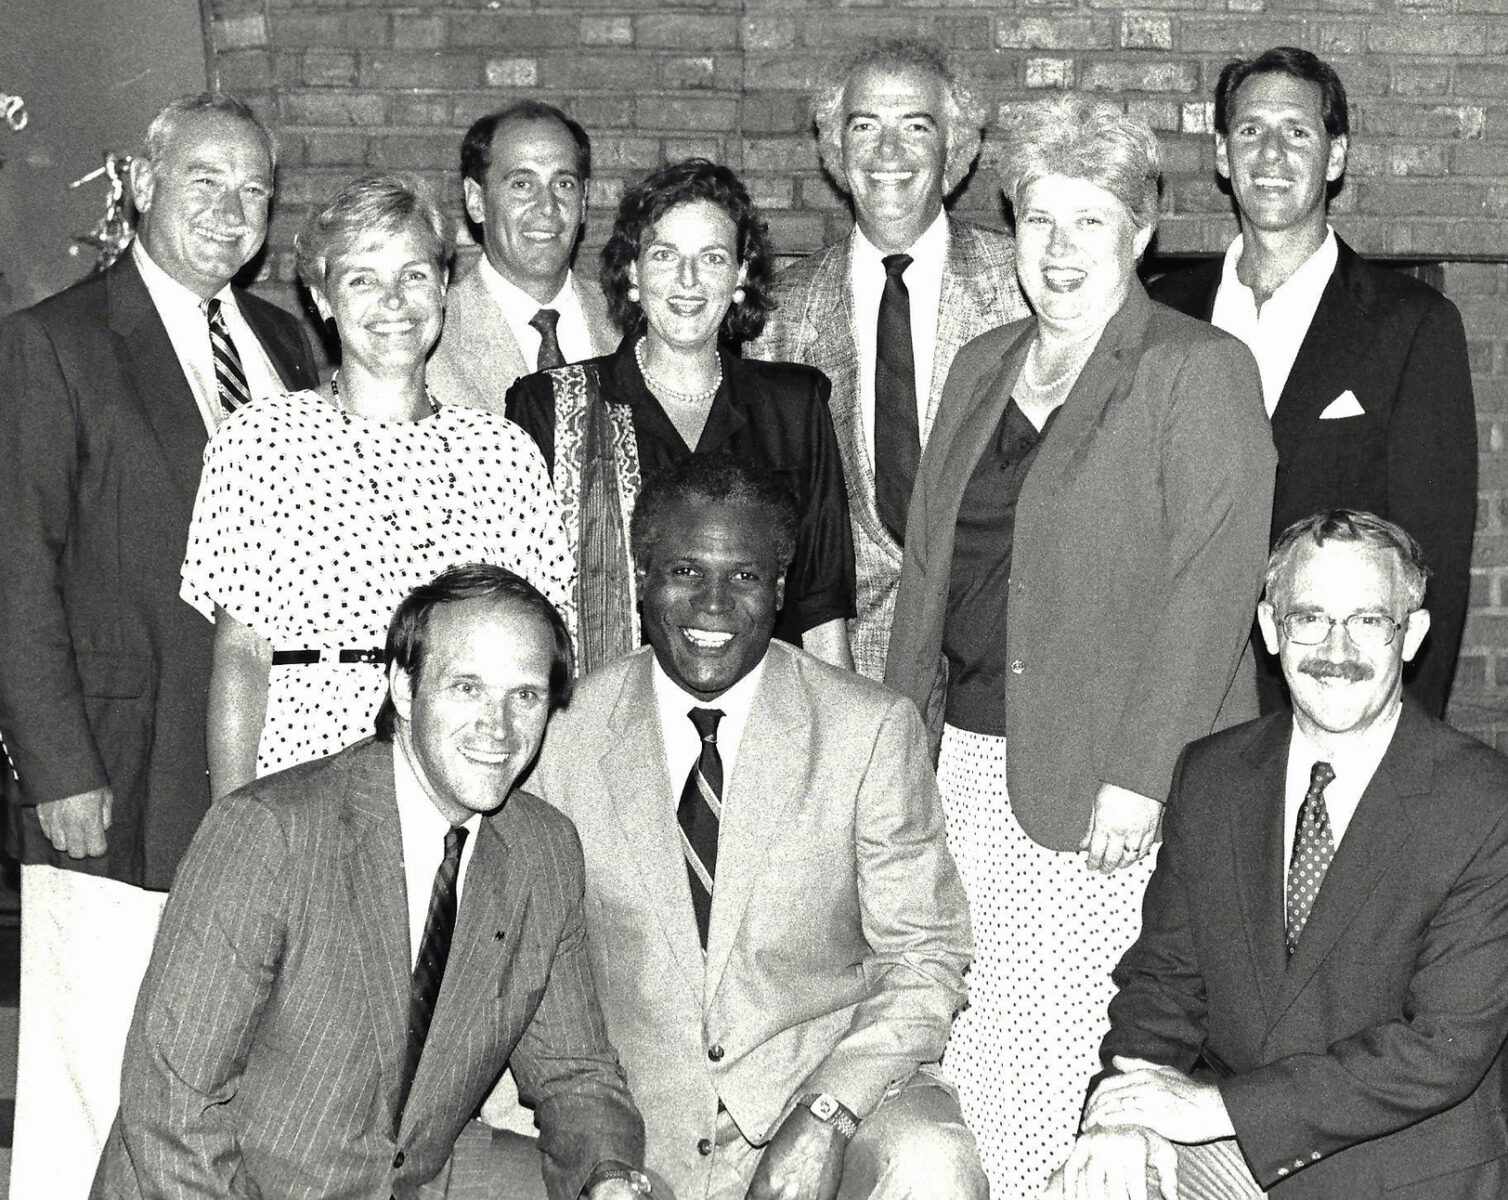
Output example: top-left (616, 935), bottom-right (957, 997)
top-left (1149, 240), bottom-right (1477, 717)
top-left (0, 255), bottom-right (318, 888)
top-left (1101, 703), bottom-right (1508, 1196)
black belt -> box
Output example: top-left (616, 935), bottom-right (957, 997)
top-left (271, 648), bottom-right (386, 666)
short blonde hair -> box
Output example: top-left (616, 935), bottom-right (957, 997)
top-left (997, 94), bottom-right (1161, 230)
top-left (813, 39), bottom-right (986, 197)
top-left (294, 172), bottom-right (452, 292)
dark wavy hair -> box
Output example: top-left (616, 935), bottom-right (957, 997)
top-left (629, 453), bottom-right (799, 574)
top-left (374, 563), bottom-right (574, 741)
top-left (600, 159), bottom-right (775, 348)
top-left (1215, 47), bottom-right (1350, 139)
top-left (459, 100), bottom-right (591, 187)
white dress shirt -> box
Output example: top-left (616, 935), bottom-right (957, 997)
top-left (132, 239), bottom-right (286, 434)
top-left (1282, 702), bottom-right (1401, 895)
top-left (850, 210), bottom-right (949, 466)
top-left (393, 739), bottom-right (483, 971)
top-left (476, 256), bottom-right (596, 370)
top-left (1211, 227), bottom-right (1338, 417)
top-left (651, 652), bottom-right (768, 812)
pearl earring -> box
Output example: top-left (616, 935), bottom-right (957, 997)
top-left (733, 287), bottom-right (746, 304)
top-left (628, 285), bottom-right (640, 303)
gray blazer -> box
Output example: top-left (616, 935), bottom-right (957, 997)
top-left (886, 283), bottom-right (1276, 851)
top-left (92, 737), bottom-right (643, 1200)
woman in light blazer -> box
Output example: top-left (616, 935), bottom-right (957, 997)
top-left (885, 94), bottom-right (1276, 1198)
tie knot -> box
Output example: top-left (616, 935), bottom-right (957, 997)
top-left (206, 297), bottom-right (226, 326)
top-left (689, 707), bottom-right (724, 742)
top-left (530, 307), bottom-right (560, 335)
top-left (443, 824), bottom-right (469, 863)
top-left (882, 253), bottom-right (913, 280)
top-left (1308, 760), bottom-right (1335, 795)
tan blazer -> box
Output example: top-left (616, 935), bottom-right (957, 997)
top-left (749, 220), bottom-right (1029, 680)
top-left (428, 266), bottom-right (617, 416)
top-left (532, 643), bottom-right (972, 1195)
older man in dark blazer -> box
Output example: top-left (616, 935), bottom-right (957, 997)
top-left (1149, 47), bottom-right (1476, 718)
top-left (0, 92), bottom-right (318, 1198)
top-left (93, 566), bottom-right (649, 1200)
top-left (1051, 511), bottom-right (1508, 1199)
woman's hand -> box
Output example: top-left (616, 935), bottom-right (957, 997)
top-left (1082, 783), bottom-right (1161, 874)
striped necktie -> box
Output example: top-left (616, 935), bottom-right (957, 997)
top-left (679, 707), bottom-right (724, 949)
top-left (206, 297), bottom-right (251, 415)
top-left (1286, 761), bottom-right (1336, 955)
top-left (397, 824), bottom-right (468, 1126)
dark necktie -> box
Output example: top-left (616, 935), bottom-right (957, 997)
top-left (530, 307), bottom-right (566, 371)
top-left (874, 252), bottom-right (919, 545)
top-left (397, 824), bottom-right (468, 1124)
top-left (1286, 761), bottom-right (1336, 955)
top-left (679, 707), bottom-right (724, 949)
top-left (206, 297), bottom-right (251, 415)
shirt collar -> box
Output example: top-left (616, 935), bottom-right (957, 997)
top-left (1220, 226), bottom-right (1338, 304)
top-left (477, 253), bottom-right (572, 324)
top-left (852, 206), bottom-right (949, 272)
top-left (649, 649), bottom-right (768, 732)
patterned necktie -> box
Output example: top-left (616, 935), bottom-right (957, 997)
top-left (874, 252), bottom-right (919, 545)
top-left (206, 297), bottom-right (251, 415)
top-left (1286, 761), bottom-right (1336, 955)
top-left (679, 707), bottom-right (724, 949)
top-left (530, 307), bottom-right (566, 371)
top-left (397, 824), bottom-right (468, 1124)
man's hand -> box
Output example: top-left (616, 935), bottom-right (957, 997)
top-left (36, 785), bottom-right (113, 858)
top-left (1082, 784), bottom-right (1161, 874)
top-left (1083, 1057), bottom-right (1235, 1145)
top-left (744, 1105), bottom-right (846, 1200)
top-left (1043, 1126), bottom-right (1179, 1200)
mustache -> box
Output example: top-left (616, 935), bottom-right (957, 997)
top-left (1299, 659), bottom-right (1374, 683)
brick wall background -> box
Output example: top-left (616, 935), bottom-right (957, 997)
top-left (200, 0), bottom-right (1508, 746)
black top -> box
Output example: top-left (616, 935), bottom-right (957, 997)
top-left (942, 397), bottom-right (1056, 735)
top-left (505, 339), bottom-right (857, 644)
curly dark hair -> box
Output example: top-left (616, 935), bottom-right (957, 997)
top-left (600, 158), bottom-right (775, 348)
top-left (629, 453), bottom-right (799, 574)
top-left (1214, 46), bottom-right (1349, 139)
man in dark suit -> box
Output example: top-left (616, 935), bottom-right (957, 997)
top-left (1149, 47), bottom-right (1476, 718)
top-left (1049, 511), bottom-right (1508, 1199)
top-left (93, 565), bottom-right (650, 1200)
top-left (521, 456), bottom-right (981, 1200)
top-left (0, 92), bottom-right (319, 1199)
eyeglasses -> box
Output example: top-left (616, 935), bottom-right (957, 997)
top-left (1279, 611), bottom-right (1407, 649)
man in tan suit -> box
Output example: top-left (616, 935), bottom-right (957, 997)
top-left (749, 39), bottom-right (1028, 680)
top-left (530, 455), bottom-right (983, 1200)
top-left (428, 101), bottom-right (617, 413)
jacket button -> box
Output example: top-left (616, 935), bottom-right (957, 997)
top-left (1276, 1168), bottom-right (1289, 1177)
top-left (697, 1137), bottom-right (713, 1156)
top-left (392, 1151), bottom-right (405, 1169)
top-left (1311, 1152), bottom-right (1321, 1161)
top-left (707, 1043), bottom-right (724, 1062)
top-left (1009, 660), bottom-right (1024, 674)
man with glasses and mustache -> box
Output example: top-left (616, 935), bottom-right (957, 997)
top-left (1047, 509), bottom-right (1508, 1199)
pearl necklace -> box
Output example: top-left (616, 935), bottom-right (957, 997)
top-left (635, 338), bottom-right (722, 406)
top-left (1020, 332), bottom-right (1101, 395)
top-left (330, 370), bottom-right (440, 420)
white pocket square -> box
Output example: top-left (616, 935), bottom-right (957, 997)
top-left (1319, 390), bottom-right (1365, 419)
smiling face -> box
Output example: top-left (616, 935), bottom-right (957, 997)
top-left (132, 111), bottom-right (273, 300)
top-left (1216, 72), bottom-right (1347, 242)
top-left (628, 198), bottom-right (746, 356)
top-left (310, 220), bottom-right (446, 375)
top-left (840, 64), bottom-right (949, 253)
top-left (463, 116), bottom-right (586, 304)
top-left (1014, 173), bottom-right (1151, 336)
top-left (1257, 539), bottom-right (1429, 742)
top-left (637, 496), bottom-right (786, 701)
top-left (391, 597), bottom-right (555, 824)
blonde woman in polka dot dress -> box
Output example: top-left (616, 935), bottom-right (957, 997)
top-left (885, 95), bottom-right (1276, 1198)
top-left (182, 174), bottom-right (572, 798)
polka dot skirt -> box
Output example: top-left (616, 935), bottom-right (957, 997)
top-left (938, 724), bottom-right (1157, 1200)
top-left (181, 390), bottom-right (573, 776)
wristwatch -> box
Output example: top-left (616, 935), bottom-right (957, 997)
top-left (585, 1164), bottom-right (653, 1195)
top-left (797, 1091), bottom-right (860, 1141)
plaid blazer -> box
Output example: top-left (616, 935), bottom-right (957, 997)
top-left (749, 219), bottom-right (1028, 679)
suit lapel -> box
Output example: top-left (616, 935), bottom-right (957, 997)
top-left (1231, 716), bottom-right (1292, 1024)
top-left (926, 221), bottom-right (1010, 436)
top-left (107, 257), bottom-right (207, 508)
top-left (1271, 239), bottom-right (1371, 434)
top-left (339, 743), bottom-right (413, 1117)
top-left (237, 291), bottom-right (312, 392)
top-left (1272, 706), bottom-right (1429, 1025)
top-left (704, 647), bottom-right (812, 1005)
top-left (575, 273), bottom-right (620, 358)
top-left (446, 269), bottom-right (529, 396)
top-left (602, 654), bottom-right (707, 995)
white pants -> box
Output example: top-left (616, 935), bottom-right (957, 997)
top-left (10, 865), bottom-right (167, 1200)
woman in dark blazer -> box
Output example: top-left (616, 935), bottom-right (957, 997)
top-left (506, 158), bottom-right (855, 674)
top-left (884, 94), bottom-right (1276, 1197)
